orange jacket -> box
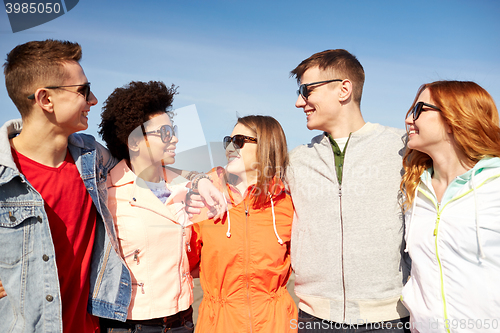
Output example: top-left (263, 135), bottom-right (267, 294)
top-left (191, 167), bottom-right (297, 332)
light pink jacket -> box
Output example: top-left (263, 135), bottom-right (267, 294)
top-left (106, 160), bottom-right (194, 320)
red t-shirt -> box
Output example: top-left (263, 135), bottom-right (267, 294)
top-left (12, 148), bottom-right (99, 333)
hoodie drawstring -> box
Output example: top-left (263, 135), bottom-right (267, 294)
top-left (223, 192), bottom-right (283, 245)
top-left (223, 193), bottom-right (231, 238)
top-left (471, 171), bottom-right (486, 260)
top-left (270, 195), bottom-right (284, 245)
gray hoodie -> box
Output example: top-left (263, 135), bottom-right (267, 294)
top-left (288, 122), bottom-right (410, 323)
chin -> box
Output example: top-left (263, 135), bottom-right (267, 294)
top-left (226, 165), bottom-right (242, 177)
top-left (162, 157), bottom-right (175, 165)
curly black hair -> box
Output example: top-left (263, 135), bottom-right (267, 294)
top-left (99, 81), bottom-right (177, 161)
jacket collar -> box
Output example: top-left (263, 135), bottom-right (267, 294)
top-left (0, 119), bottom-right (23, 172)
top-left (0, 119), bottom-right (91, 172)
top-left (109, 159), bottom-right (190, 225)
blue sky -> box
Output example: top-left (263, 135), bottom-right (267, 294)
top-left (1, 0), bottom-right (499, 170)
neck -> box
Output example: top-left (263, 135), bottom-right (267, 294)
top-left (326, 104), bottom-right (365, 139)
top-left (11, 119), bottom-right (69, 168)
top-left (430, 145), bottom-right (473, 186)
top-left (130, 161), bottom-right (164, 183)
top-left (233, 171), bottom-right (258, 196)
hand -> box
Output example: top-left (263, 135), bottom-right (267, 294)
top-left (186, 193), bottom-right (205, 218)
top-left (195, 178), bottom-right (227, 221)
top-left (0, 279), bottom-right (6, 299)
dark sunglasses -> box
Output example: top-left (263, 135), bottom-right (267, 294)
top-left (223, 135), bottom-right (257, 149)
top-left (143, 124), bottom-right (178, 143)
top-left (27, 83), bottom-right (92, 102)
top-left (297, 79), bottom-right (343, 100)
top-left (410, 102), bottom-right (441, 121)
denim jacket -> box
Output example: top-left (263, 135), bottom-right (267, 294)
top-left (0, 119), bottom-right (131, 333)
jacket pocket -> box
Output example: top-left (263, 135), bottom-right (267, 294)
top-left (0, 206), bottom-right (36, 267)
top-left (0, 295), bottom-right (16, 332)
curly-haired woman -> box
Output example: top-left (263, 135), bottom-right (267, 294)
top-left (98, 81), bottom-right (196, 333)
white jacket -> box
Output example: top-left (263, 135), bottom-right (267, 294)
top-left (402, 157), bottom-right (500, 333)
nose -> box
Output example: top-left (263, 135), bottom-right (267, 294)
top-left (295, 94), bottom-right (306, 108)
top-left (404, 113), bottom-right (414, 126)
top-left (88, 91), bottom-right (98, 106)
top-left (226, 142), bottom-right (236, 152)
top-left (170, 134), bottom-right (179, 144)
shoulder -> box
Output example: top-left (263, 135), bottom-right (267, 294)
top-left (290, 133), bottom-right (328, 159)
top-left (68, 132), bottom-right (97, 148)
top-left (353, 123), bottom-right (407, 152)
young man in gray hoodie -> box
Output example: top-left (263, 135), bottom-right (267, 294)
top-left (287, 49), bottom-right (410, 332)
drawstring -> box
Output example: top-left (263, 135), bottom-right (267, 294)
top-left (223, 192), bottom-right (284, 245)
top-left (223, 193), bottom-right (231, 238)
top-left (471, 171), bottom-right (486, 260)
top-left (270, 194), bottom-right (284, 245)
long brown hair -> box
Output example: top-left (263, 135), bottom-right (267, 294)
top-left (401, 80), bottom-right (500, 210)
top-left (234, 115), bottom-right (289, 208)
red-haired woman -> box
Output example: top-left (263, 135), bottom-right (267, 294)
top-left (191, 115), bottom-right (297, 332)
top-left (401, 81), bottom-right (500, 333)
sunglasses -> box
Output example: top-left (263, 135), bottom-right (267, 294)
top-left (410, 102), bottom-right (441, 121)
top-left (27, 82), bottom-right (92, 102)
top-left (143, 124), bottom-right (178, 143)
top-left (223, 135), bottom-right (257, 149)
top-left (297, 79), bottom-right (343, 100)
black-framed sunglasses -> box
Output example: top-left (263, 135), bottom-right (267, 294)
top-left (27, 82), bottom-right (92, 102)
top-left (143, 124), bottom-right (178, 143)
top-left (223, 135), bottom-right (257, 149)
top-left (410, 102), bottom-right (441, 121)
top-left (297, 79), bottom-right (343, 100)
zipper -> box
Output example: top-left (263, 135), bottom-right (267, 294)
top-left (339, 184), bottom-right (346, 321)
top-left (186, 226), bottom-right (191, 252)
top-left (124, 248), bottom-right (140, 264)
top-left (133, 282), bottom-right (145, 294)
top-left (418, 172), bottom-right (500, 333)
top-left (433, 203), bottom-right (451, 333)
top-left (244, 201), bottom-right (253, 333)
top-left (178, 226), bottom-right (185, 301)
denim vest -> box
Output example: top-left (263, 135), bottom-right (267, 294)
top-left (0, 119), bottom-right (131, 333)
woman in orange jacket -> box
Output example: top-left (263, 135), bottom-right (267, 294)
top-left (191, 115), bottom-right (297, 332)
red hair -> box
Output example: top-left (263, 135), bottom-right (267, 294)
top-left (401, 81), bottom-right (500, 209)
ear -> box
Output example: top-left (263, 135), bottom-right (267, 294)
top-left (128, 138), bottom-right (141, 152)
top-left (33, 88), bottom-right (55, 113)
top-left (338, 79), bottom-right (353, 103)
top-left (444, 120), bottom-right (453, 134)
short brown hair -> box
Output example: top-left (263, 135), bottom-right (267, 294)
top-left (291, 49), bottom-right (365, 106)
top-left (236, 115), bottom-right (289, 208)
top-left (3, 39), bottom-right (82, 118)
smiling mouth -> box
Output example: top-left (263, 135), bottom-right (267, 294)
top-left (409, 130), bottom-right (418, 135)
top-left (305, 110), bottom-right (314, 116)
top-left (82, 111), bottom-right (89, 117)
